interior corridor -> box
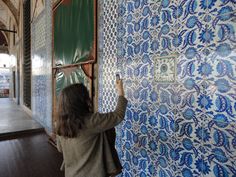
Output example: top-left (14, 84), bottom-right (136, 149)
top-left (0, 98), bottom-right (43, 138)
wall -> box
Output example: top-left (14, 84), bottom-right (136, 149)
top-left (98, 0), bottom-right (236, 176)
top-left (31, 0), bottom-right (52, 132)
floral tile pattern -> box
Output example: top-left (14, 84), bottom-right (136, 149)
top-left (98, 0), bottom-right (236, 176)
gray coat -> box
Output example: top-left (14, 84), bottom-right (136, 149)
top-left (57, 96), bottom-right (128, 177)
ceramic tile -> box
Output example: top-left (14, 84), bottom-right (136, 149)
top-left (31, 0), bottom-right (52, 132)
top-left (98, 0), bottom-right (236, 176)
top-left (206, 0), bottom-right (236, 17)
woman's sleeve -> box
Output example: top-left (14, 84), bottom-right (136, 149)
top-left (86, 96), bottom-right (128, 132)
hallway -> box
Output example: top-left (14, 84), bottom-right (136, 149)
top-left (0, 98), bottom-right (43, 137)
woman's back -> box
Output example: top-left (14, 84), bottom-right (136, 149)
top-left (58, 128), bottom-right (105, 177)
top-left (57, 96), bottom-right (128, 177)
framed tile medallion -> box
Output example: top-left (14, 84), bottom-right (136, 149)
top-left (154, 54), bottom-right (178, 82)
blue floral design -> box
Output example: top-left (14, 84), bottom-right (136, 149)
top-left (200, 0), bottom-right (216, 10)
top-left (118, 4), bottom-right (126, 16)
top-left (199, 29), bottom-right (215, 43)
top-left (140, 149), bottom-right (147, 158)
top-left (132, 156), bottom-right (139, 165)
top-left (216, 43), bottom-right (231, 57)
top-left (149, 115), bottom-right (157, 126)
top-left (183, 108), bottom-right (195, 120)
top-left (212, 148), bottom-right (228, 163)
top-left (162, 0), bottom-right (170, 8)
top-left (218, 6), bottom-right (233, 18)
top-left (150, 91), bottom-right (158, 102)
top-left (213, 164), bottom-right (229, 177)
top-left (172, 35), bottom-right (182, 47)
top-left (185, 47), bottom-right (197, 59)
top-left (197, 94), bottom-right (213, 109)
top-left (141, 125), bottom-right (148, 134)
top-left (173, 5), bottom-right (183, 19)
top-left (214, 114), bottom-right (229, 128)
top-left (159, 104), bottom-right (168, 114)
top-left (171, 93), bottom-right (181, 104)
top-left (100, 1), bottom-right (236, 176)
top-left (161, 25), bottom-right (170, 35)
top-left (215, 79), bottom-right (231, 93)
top-left (170, 148), bottom-right (180, 160)
top-left (186, 16), bottom-right (198, 28)
top-left (195, 158), bottom-right (210, 174)
top-left (158, 157), bottom-right (168, 168)
top-left (148, 164), bottom-right (155, 175)
top-left (182, 168), bottom-right (193, 177)
top-left (197, 62), bottom-right (213, 76)
top-left (151, 15), bottom-right (160, 26)
top-left (151, 40), bottom-right (159, 51)
top-left (195, 127), bottom-right (210, 142)
top-left (149, 140), bottom-right (157, 151)
top-left (183, 138), bottom-right (194, 150)
top-left (159, 130), bottom-right (168, 141)
top-left (184, 78), bottom-right (195, 90)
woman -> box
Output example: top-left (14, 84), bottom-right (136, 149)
top-left (56, 80), bottom-right (127, 177)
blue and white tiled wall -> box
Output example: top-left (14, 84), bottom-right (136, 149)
top-left (98, 0), bottom-right (236, 176)
top-left (31, 1), bottom-right (53, 132)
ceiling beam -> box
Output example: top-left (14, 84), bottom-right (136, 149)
top-left (1, 0), bottom-right (19, 25)
top-left (0, 20), bottom-right (9, 47)
top-left (0, 28), bottom-right (17, 33)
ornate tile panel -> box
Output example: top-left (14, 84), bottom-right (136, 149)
top-left (31, 1), bottom-right (52, 132)
top-left (98, 0), bottom-right (236, 177)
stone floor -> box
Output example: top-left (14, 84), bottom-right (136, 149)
top-left (0, 98), bottom-right (43, 137)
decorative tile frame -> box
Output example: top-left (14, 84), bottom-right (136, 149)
top-left (154, 54), bottom-right (177, 83)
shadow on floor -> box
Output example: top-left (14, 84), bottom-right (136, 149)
top-left (0, 98), bottom-right (43, 138)
top-left (0, 132), bottom-right (64, 177)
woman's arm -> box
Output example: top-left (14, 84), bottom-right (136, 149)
top-left (86, 80), bottom-right (128, 132)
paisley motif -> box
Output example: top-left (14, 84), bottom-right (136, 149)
top-left (212, 148), bottom-right (228, 163)
top-left (158, 156), bottom-right (168, 168)
top-left (214, 114), bottom-right (229, 128)
top-left (185, 47), bottom-right (197, 59)
top-left (179, 152), bottom-right (193, 167)
top-left (213, 129), bottom-right (230, 150)
top-left (216, 43), bottom-right (232, 57)
top-left (215, 79), bottom-right (231, 93)
top-left (186, 16), bottom-right (198, 28)
top-left (183, 108), bottom-right (195, 120)
top-left (218, 6), bottom-right (233, 19)
top-left (200, 0), bottom-right (216, 9)
top-left (182, 168), bottom-right (193, 177)
top-left (159, 130), bottom-right (168, 141)
top-left (183, 30), bottom-right (197, 48)
top-left (213, 164), bottom-right (229, 177)
top-left (184, 78), bottom-right (195, 90)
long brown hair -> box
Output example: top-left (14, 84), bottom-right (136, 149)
top-left (56, 83), bottom-right (92, 138)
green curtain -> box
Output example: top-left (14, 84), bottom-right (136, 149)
top-left (56, 66), bottom-right (90, 96)
top-left (54, 0), bottom-right (94, 96)
top-left (54, 0), bottom-right (94, 65)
